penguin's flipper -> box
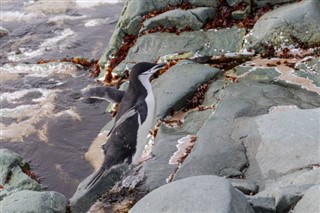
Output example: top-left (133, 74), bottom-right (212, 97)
top-left (104, 87), bottom-right (125, 103)
top-left (81, 86), bottom-right (125, 103)
top-left (107, 107), bottom-right (138, 137)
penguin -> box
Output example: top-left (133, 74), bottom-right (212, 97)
top-left (85, 62), bottom-right (165, 189)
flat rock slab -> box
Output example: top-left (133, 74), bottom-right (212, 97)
top-left (130, 175), bottom-right (254, 213)
top-left (0, 190), bottom-right (67, 213)
top-left (113, 27), bottom-right (245, 74)
top-left (254, 108), bottom-right (320, 177)
top-left (153, 61), bottom-right (220, 118)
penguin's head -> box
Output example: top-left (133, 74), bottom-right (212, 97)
top-left (129, 62), bottom-right (166, 82)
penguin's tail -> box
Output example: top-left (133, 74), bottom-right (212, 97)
top-left (85, 166), bottom-right (107, 189)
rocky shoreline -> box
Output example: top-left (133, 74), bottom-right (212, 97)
top-left (1, 0), bottom-right (320, 212)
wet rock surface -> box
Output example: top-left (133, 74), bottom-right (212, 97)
top-left (130, 175), bottom-right (254, 213)
top-left (2, 0), bottom-right (320, 212)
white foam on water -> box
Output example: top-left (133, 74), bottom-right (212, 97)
top-left (1, 11), bottom-right (43, 22)
top-left (7, 28), bottom-right (74, 62)
top-left (84, 18), bottom-right (108, 27)
top-left (75, 0), bottom-right (122, 8)
top-left (1, 62), bottom-right (79, 78)
top-left (0, 88), bottom-right (50, 103)
top-left (48, 14), bottom-right (87, 23)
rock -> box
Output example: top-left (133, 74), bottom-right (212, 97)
top-left (144, 109), bottom-right (212, 191)
top-left (227, 0), bottom-right (251, 7)
top-left (70, 163), bottom-right (129, 213)
top-left (230, 179), bottom-right (259, 195)
top-left (153, 61), bottom-right (221, 118)
top-left (140, 7), bottom-right (215, 33)
top-left (113, 27), bottom-right (245, 74)
top-left (130, 175), bottom-right (254, 213)
top-left (246, 196), bottom-right (276, 213)
top-left (143, 125), bottom-right (187, 191)
top-left (173, 73), bottom-right (320, 182)
top-left (187, 0), bottom-right (218, 7)
top-left (245, 108), bottom-right (319, 179)
top-left (98, 0), bottom-right (183, 65)
top-left (253, 0), bottom-right (299, 8)
top-left (189, 7), bottom-right (215, 23)
top-left (99, 0), bottom-right (220, 68)
top-left (0, 190), bottom-right (67, 213)
top-left (0, 26), bottom-right (9, 38)
top-left (0, 149), bottom-right (42, 199)
top-left (245, 0), bottom-right (320, 52)
top-left (252, 168), bottom-right (320, 212)
top-left (292, 185), bottom-right (320, 213)
top-left (274, 184), bottom-right (313, 213)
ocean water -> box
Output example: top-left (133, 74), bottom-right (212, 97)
top-left (0, 0), bottom-right (124, 197)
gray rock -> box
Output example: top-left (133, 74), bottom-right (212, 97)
top-left (219, 168), bottom-right (245, 178)
top-left (274, 184), bottom-right (313, 213)
top-left (230, 179), bottom-right (259, 195)
top-left (130, 175), bottom-right (254, 213)
top-left (0, 149), bottom-right (42, 199)
top-left (227, 0), bottom-right (251, 7)
top-left (140, 7), bottom-right (215, 33)
top-left (246, 196), bottom-right (276, 213)
top-left (143, 125), bottom-right (187, 191)
top-left (98, 0), bottom-right (184, 66)
top-left (255, 167), bottom-right (320, 198)
top-left (153, 61), bottom-right (221, 118)
top-left (188, 0), bottom-right (218, 7)
top-left (113, 27), bottom-right (245, 74)
top-left (175, 77), bottom-right (320, 184)
top-left (254, 0), bottom-right (299, 8)
top-left (292, 185), bottom-right (320, 213)
top-left (0, 190), bottom-right (67, 213)
top-left (144, 109), bottom-right (212, 191)
top-left (70, 163), bottom-right (128, 213)
top-left (252, 108), bottom-right (319, 178)
top-left (246, 0), bottom-right (320, 52)
top-left (106, 27), bottom-right (245, 75)
top-left (189, 7), bottom-right (215, 23)
top-left (0, 26), bottom-right (9, 38)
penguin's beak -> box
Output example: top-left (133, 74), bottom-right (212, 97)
top-left (148, 63), bottom-right (166, 81)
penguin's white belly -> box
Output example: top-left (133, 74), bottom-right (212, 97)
top-left (132, 81), bottom-right (156, 165)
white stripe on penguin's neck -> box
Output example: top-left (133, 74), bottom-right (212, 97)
top-left (132, 73), bottom-right (155, 165)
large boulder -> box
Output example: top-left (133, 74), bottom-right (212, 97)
top-left (153, 61), bottom-right (221, 118)
top-left (140, 7), bottom-right (215, 33)
top-left (0, 149), bottom-right (42, 199)
top-left (130, 175), bottom-right (254, 213)
top-left (245, 0), bottom-right (320, 53)
top-left (0, 190), bottom-right (67, 213)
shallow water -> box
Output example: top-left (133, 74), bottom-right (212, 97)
top-left (0, 0), bottom-right (124, 197)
